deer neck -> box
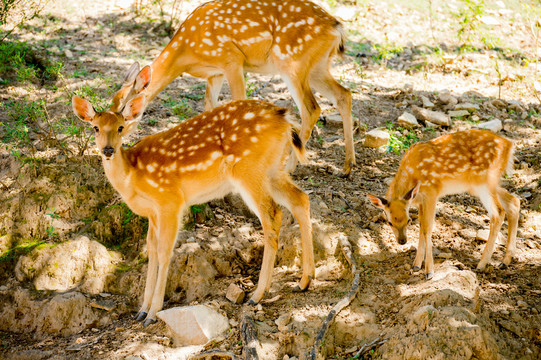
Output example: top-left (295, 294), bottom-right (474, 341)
top-left (101, 148), bottom-right (133, 196)
top-left (145, 45), bottom-right (188, 103)
top-left (387, 165), bottom-right (419, 202)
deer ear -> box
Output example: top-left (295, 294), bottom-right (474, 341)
top-left (123, 62), bottom-right (140, 84)
top-left (122, 94), bottom-right (145, 123)
top-left (367, 194), bottom-right (388, 209)
top-left (403, 182), bottom-right (421, 201)
top-left (134, 65), bottom-right (152, 93)
top-left (72, 96), bottom-right (96, 122)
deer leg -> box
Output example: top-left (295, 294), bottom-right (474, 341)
top-left (223, 64), bottom-right (247, 101)
top-left (270, 173), bottom-right (314, 291)
top-left (498, 187), bottom-right (520, 266)
top-left (419, 200), bottom-right (437, 279)
top-left (204, 74), bottom-right (225, 111)
top-left (412, 204), bottom-right (426, 272)
top-left (310, 67), bottom-right (355, 176)
top-left (477, 189), bottom-right (505, 271)
top-left (143, 209), bottom-right (181, 326)
top-left (136, 217), bottom-right (158, 321)
top-left (281, 72), bottom-right (320, 173)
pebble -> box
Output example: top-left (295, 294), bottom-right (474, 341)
top-left (412, 106), bottom-right (450, 126)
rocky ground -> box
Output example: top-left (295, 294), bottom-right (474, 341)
top-left (1, 0), bottom-right (541, 359)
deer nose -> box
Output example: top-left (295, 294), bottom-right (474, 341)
top-left (103, 146), bottom-right (114, 158)
top-left (397, 230), bottom-right (408, 245)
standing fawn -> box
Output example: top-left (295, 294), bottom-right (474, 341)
top-left (110, 0), bottom-right (355, 175)
top-left (368, 130), bottom-right (520, 279)
top-left (72, 96), bottom-right (315, 326)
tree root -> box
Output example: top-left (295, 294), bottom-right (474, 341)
top-left (241, 314), bottom-right (259, 360)
top-left (308, 234), bottom-right (361, 360)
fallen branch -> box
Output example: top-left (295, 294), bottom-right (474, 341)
top-left (308, 234), bottom-right (361, 359)
top-left (241, 314), bottom-right (259, 360)
top-left (190, 349), bottom-right (239, 360)
top-left (352, 335), bottom-right (387, 359)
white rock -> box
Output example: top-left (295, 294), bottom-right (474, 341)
top-left (364, 129), bottom-right (390, 148)
top-left (275, 313), bottom-right (291, 332)
top-left (157, 305), bottom-right (229, 346)
top-left (64, 49), bottom-right (74, 58)
top-left (448, 110), bottom-right (470, 118)
top-left (476, 119), bottom-right (502, 133)
top-left (397, 112), bottom-right (419, 128)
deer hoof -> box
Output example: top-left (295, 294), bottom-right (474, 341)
top-left (425, 272), bottom-right (434, 280)
top-left (135, 312), bottom-right (147, 322)
top-left (247, 299), bottom-right (257, 305)
top-left (412, 266), bottom-right (421, 272)
top-left (143, 318), bottom-right (157, 327)
top-left (498, 263), bottom-right (508, 270)
top-left (292, 285), bottom-right (308, 293)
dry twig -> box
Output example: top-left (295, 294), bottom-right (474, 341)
top-left (308, 234), bottom-right (361, 359)
top-left (241, 314), bottom-right (259, 360)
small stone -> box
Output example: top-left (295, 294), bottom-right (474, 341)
top-left (523, 192), bottom-right (532, 199)
top-left (404, 263), bottom-right (411, 271)
top-left (89, 300), bottom-right (116, 312)
top-left (465, 206), bottom-right (476, 213)
top-left (412, 106), bottom-right (450, 126)
top-left (275, 313), bottom-right (291, 332)
top-left (0, 285), bottom-right (7, 291)
top-left (455, 103), bottom-right (479, 112)
top-left (491, 99), bottom-right (506, 108)
top-left (438, 92), bottom-right (458, 106)
top-left (424, 120), bottom-right (437, 128)
top-left (437, 252), bottom-right (453, 259)
top-left (475, 229), bottom-right (505, 245)
top-left (476, 119), bottom-right (502, 132)
top-left (225, 283), bottom-right (245, 304)
top-left (448, 110), bottom-right (470, 118)
top-left (364, 129), bottom-right (390, 148)
top-left (64, 49), bottom-right (74, 58)
top-left (517, 300), bottom-right (528, 308)
top-left (472, 115), bottom-right (480, 121)
top-left (403, 83), bottom-right (414, 93)
top-left (421, 96), bottom-right (434, 108)
top-left (397, 112), bottom-right (419, 128)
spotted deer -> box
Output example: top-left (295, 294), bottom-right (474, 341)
top-left (72, 96), bottom-right (315, 326)
top-left (111, 0), bottom-right (355, 175)
top-left (368, 130), bottom-right (520, 279)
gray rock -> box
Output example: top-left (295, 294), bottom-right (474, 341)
top-left (438, 92), bottom-right (458, 106)
top-left (15, 236), bottom-right (121, 294)
top-left (412, 106), bottom-right (450, 126)
top-left (157, 305), bottom-right (229, 346)
top-left (397, 112), bottom-right (419, 128)
top-left (448, 110), bottom-right (470, 118)
top-left (476, 119), bottom-right (502, 132)
top-left (490, 99), bottom-right (506, 109)
top-left (454, 103), bottom-right (479, 112)
top-left (421, 96), bottom-right (435, 108)
top-left (364, 129), bottom-right (390, 148)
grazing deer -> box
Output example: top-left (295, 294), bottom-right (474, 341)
top-left (72, 96), bottom-right (315, 326)
top-left (110, 0), bottom-right (355, 175)
top-left (368, 130), bottom-right (520, 279)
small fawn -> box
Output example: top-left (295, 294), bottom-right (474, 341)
top-left (110, 0), bottom-right (355, 175)
top-left (368, 130), bottom-right (520, 279)
top-left (72, 96), bottom-right (315, 326)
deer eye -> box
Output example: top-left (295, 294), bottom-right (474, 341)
top-left (118, 126), bottom-right (124, 133)
top-left (93, 126), bottom-right (99, 133)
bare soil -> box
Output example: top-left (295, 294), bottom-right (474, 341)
top-left (1, 1), bottom-right (541, 359)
